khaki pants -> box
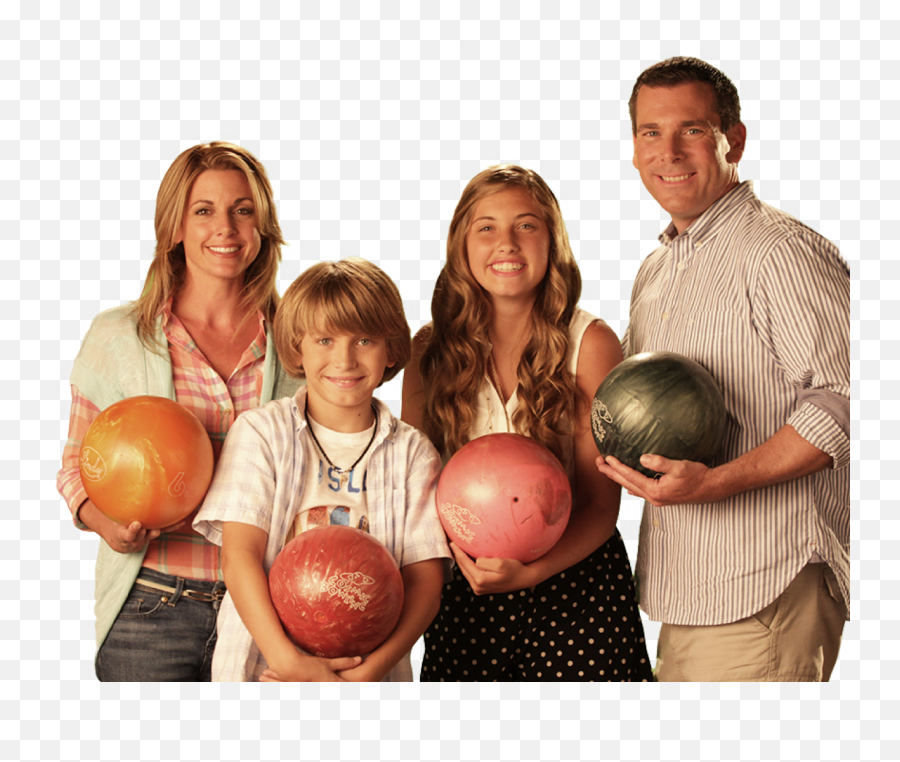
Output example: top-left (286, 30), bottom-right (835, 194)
top-left (655, 564), bottom-right (847, 682)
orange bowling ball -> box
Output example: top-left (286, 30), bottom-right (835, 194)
top-left (79, 395), bottom-right (214, 529)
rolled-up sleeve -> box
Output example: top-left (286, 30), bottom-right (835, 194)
top-left (752, 231), bottom-right (850, 469)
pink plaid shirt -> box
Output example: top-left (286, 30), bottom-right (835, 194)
top-left (57, 302), bottom-right (267, 581)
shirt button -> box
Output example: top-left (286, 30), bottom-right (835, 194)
top-left (661, 312), bottom-right (669, 321)
top-left (676, 261), bottom-right (686, 270)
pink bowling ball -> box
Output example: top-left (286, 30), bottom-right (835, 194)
top-left (436, 433), bottom-right (571, 562)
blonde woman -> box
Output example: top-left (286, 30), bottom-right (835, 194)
top-left (402, 165), bottom-right (652, 681)
top-left (57, 142), bottom-right (300, 681)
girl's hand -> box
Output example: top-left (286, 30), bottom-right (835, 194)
top-left (451, 542), bottom-right (540, 595)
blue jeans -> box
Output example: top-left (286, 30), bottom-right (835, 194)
top-left (95, 568), bottom-right (226, 682)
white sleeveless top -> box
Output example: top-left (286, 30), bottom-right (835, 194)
top-left (470, 308), bottom-right (601, 476)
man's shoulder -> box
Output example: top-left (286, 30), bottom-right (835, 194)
top-left (734, 193), bottom-right (837, 254)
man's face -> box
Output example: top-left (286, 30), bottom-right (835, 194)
top-left (632, 81), bottom-right (746, 234)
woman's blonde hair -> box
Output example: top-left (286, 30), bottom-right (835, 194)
top-left (134, 141), bottom-right (284, 346)
top-left (273, 258), bottom-right (411, 386)
top-left (419, 165), bottom-right (582, 460)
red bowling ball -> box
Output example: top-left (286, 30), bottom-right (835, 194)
top-left (436, 433), bottom-right (571, 562)
top-left (79, 395), bottom-right (214, 529)
top-left (268, 525), bottom-right (405, 659)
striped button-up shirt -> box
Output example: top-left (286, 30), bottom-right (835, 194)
top-left (624, 181), bottom-right (850, 626)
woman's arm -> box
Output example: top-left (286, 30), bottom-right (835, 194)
top-left (58, 387), bottom-right (185, 553)
top-left (452, 320), bottom-right (624, 594)
top-left (221, 521), bottom-right (360, 682)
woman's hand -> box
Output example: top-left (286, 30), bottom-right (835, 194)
top-left (105, 519), bottom-right (186, 554)
top-left (451, 543), bottom-right (541, 595)
top-left (79, 499), bottom-right (185, 554)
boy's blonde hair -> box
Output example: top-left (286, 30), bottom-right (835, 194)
top-left (274, 258), bottom-right (411, 385)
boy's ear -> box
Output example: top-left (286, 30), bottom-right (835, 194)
top-left (293, 347), bottom-right (305, 376)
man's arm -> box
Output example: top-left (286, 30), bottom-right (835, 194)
top-left (596, 424), bottom-right (832, 507)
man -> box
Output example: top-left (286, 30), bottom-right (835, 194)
top-left (596, 57), bottom-right (849, 681)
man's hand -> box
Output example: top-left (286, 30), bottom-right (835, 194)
top-left (595, 454), bottom-right (721, 507)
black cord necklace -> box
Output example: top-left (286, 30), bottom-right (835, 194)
top-left (304, 401), bottom-right (379, 486)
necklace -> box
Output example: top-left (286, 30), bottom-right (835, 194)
top-left (304, 402), bottom-right (379, 486)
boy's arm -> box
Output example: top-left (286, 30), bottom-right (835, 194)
top-left (333, 558), bottom-right (444, 682)
top-left (221, 521), bottom-right (361, 682)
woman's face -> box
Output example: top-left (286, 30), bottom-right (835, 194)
top-left (464, 187), bottom-right (550, 306)
top-left (176, 169), bottom-right (262, 287)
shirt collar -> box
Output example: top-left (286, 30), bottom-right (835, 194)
top-left (160, 297), bottom-right (268, 360)
top-left (290, 386), bottom-right (398, 442)
top-left (658, 180), bottom-right (757, 247)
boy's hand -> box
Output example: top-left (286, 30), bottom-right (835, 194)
top-left (335, 656), bottom-right (391, 683)
top-left (258, 653), bottom-right (361, 682)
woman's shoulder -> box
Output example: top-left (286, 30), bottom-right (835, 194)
top-left (82, 303), bottom-right (140, 339)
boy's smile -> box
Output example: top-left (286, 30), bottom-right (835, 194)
top-left (299, 330), bottom-right (394, 432)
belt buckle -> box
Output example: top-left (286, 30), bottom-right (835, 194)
top-left (183, 587), bottom-right (225, 603)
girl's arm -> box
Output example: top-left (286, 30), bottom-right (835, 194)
top-left (451, 320), bottom-right (624, 594)
top-left (400, 327), bottom-right (430, 435)
top-left (335, 558), bottom-right (445, 682)
top-left (221, 521), bottom-right (361, 682)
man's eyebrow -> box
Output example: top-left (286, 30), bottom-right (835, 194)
top-left (636, 120), bottom-right (709, 131)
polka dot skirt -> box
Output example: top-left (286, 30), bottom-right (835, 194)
top-left (420, 529), bottom-right (653, 681)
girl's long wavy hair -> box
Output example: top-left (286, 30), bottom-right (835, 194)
top-left (419, 165), bottom-right (582, 461)
top-left (134, 141), bottom-right (285, 348)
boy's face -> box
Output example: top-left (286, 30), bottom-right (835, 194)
top-left (298, 328), bottom-right (394, 431)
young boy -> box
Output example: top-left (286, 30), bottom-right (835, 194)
top-left (194, 258), bottom-right (451, 681)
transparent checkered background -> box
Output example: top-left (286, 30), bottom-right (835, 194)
top-left (2, 0), bottom-right (892, 760)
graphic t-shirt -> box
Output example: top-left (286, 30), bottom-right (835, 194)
top-left (285, 416), bottom-right (375, 542)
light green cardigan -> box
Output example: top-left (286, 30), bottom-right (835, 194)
top-left (70, 304), bottom-right (302, 653)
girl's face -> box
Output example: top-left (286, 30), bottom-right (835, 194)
top-left (464, 187), bottom-right (550, 306)
top-left (176, 169), bottom-right (262, 287)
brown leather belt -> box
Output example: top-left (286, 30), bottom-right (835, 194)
top-left (135, 576), bottom-right (225, 603)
